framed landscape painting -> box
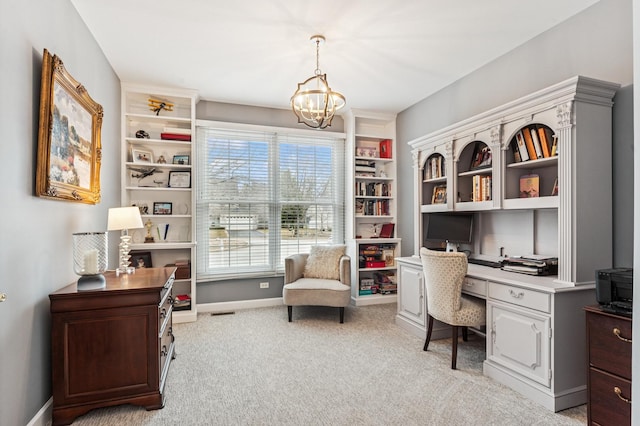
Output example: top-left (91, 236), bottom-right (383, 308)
top-left (36, 49), bottom-right (103, 204)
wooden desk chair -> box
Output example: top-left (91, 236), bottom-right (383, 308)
top-left (419, 247), bottom-right (486, 369)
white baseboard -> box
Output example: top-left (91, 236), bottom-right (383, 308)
top-left (197, 297), bottom-right (283, 314)
top-left (27, 397), bottom-right (52, 426)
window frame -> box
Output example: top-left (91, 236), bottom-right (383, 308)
top-left (195, 119), bottom-right (346, 281)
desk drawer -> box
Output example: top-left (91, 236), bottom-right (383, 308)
top-left (589, 367), bottom-right (631, 426)
top-left (488, 282), bottom-right (550, 313)
top-left (587, 311), bottom-right (632, 379)
top-left (463, 277), bottom-right (487, 298)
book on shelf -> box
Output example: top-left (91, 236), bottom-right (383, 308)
top-left (511, 140), bottom-right (521, 163)
top-left (379, 139), bottom-right (392, 159)
top-left (551, 177), bottom-right (558, 196)
top-left (425, 155), bottom-right (445, 180)
top-left (514, 131), bottom-right (530, 162)
top-left (360, 278), bottom-right (374, 290)
top-left (472, 175), bottom-right (492, 202)
top-left (173, 293), bottom-right (192, 310)
top-left (382, 248), bottom-right (395, 266)
top-left (162, 126), bottom-right (191, 135)
top-left (537, 126), bottom-right (552, 158)
top-left (551, 135), bottom-right (558, 156)
top-left (529, 127), bottom-right (544, 159)
top-left (521, 128), bottom-right (538, 160)
top-left (161, 132), bottom-right (192, 141)
top-left (469, 143), bottom-right (491, 170)
top-left (355, 165), bottom-right (376, 173)
top-left (519, 174), bottom-right (540, 198)
top-left (379, 223), bottom-right (395, 238)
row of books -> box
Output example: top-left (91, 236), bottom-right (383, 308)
top-left (355, 159), bottom-right (376, 176)
top-left (358, 271), bottom-right (397, 294)
top-left (359, 244), bottom-right (395, 268)
top-left (355, 199), bottom-right (390, 216)
top-left (512, 125), bottom-right (557, 163)
top-left (424, 154), bottom-right (445, 180)
top-left (472, 175), bottom-right (492, 202)
top-left (161, 126), bottom-right (192, 142)
top-left (356, 181), bottom-right (391, 197)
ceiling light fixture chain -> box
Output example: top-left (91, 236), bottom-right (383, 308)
top-left (290, 34), bottom-right (345, 129)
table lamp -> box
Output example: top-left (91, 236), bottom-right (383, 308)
top-left (108, 206), bottom-right (144, 276)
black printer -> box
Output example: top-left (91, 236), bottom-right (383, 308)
top-left (596, 268), bottom-right (633, 317)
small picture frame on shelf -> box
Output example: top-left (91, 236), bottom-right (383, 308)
top-left (356, 146), bottom-right (378, 158)
top-left (132, 148), bottom-right (153, 164)
top-left (168, 171), bottom-right (191, 188)
top-left (130, 251), bottom-right (152, 269)
top-left (173, 154), bottom-right (190, 165)
top-left (153, 202), bottom-right (172, 215)
top-left (432, 185), bottom-right (447, 204)
top-left (519, 174), bottom-right (540, 198)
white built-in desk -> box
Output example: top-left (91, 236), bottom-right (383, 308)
top-left (396, 256), bottom-right (596, 412)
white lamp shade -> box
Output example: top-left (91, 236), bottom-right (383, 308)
top-left (107, 207), bottom-right (144, 231)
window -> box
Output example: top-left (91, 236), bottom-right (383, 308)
top-left (196, 122), bottom-right (345, 280)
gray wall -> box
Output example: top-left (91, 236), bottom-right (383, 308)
top-left (0, 0), bottom-right (121, 424)
top-left (396, 0), bottom-right (633, 266)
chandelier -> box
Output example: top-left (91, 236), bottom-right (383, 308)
top-left (291, 35), bottom-right (346, 129)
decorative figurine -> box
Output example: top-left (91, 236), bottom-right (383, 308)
top-left (148, 98), bottom-right (174, 116)
top-left (144, 219), bottom-right (155, 243)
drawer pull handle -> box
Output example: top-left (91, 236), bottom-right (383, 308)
top-left (613, 327), bottom-right (632, 343)
top-left (614, 386), bottom-right (631, 404)
top-left (508, 289), bottom-right (524, 299)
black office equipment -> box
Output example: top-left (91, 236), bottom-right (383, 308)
top-left (596, 268), bottom-right (633, 317)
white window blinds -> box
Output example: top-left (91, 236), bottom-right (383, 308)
top-left (196, 124), bottom-right (345, 279)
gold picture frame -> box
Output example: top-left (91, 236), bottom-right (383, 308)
top-left (36, 49), bottom-right (103, 204)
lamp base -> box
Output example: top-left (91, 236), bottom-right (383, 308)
top-left (77, 274), bottom-right (106, 291)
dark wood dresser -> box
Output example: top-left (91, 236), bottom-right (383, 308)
top-left (585, 305), bottom-right (632, 425)
top-left (50, 267), bottom-right (176, 425)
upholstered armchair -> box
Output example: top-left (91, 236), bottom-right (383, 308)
top-left (419, 247), bottom-right (486, 369)
top-left (282, 245), bottom-right (351, 323)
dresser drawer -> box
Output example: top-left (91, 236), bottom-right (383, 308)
top-left (463, 277), bottom-right (487, 298)
top-left (587, 311), bottom-right (632, 379)
top-left (589, 367), bottom-right (631, 426)
top-left (488, 282), bottom-right (550, 313)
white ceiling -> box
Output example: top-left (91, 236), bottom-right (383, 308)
top-left (71, 0), bottom-right (599, 114)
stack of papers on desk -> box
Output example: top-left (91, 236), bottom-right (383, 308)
top-left (501, 255), bottom-right (558, 276)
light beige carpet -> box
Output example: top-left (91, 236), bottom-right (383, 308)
top-left (73, 303), bottom-right (586, 425)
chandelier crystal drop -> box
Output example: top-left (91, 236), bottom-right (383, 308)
top-left (291, 35), bottom-right (346, 129)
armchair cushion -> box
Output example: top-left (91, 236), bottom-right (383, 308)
top-left (303, 245), bottom-right (346, 280)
